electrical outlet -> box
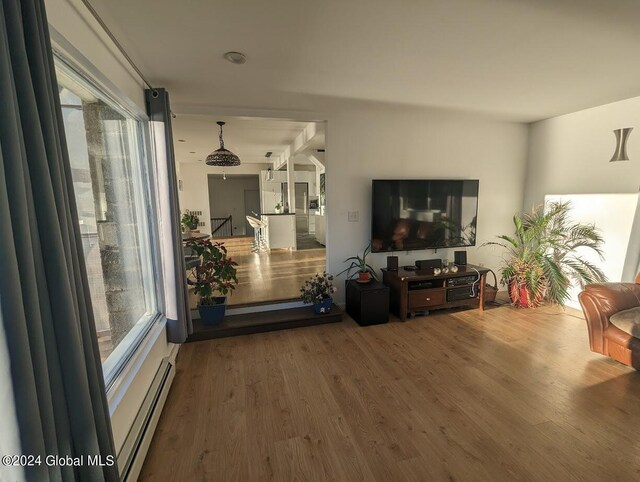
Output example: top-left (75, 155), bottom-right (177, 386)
top-left (348, 211), bottom-right (359, 222)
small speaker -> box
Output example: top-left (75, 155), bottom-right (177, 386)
top-left (387, 255), bottom-right (399, 271)
top-left (454, 251), bottom-right (467, 266)
top-left (416, 259), bottom-right (442, 270)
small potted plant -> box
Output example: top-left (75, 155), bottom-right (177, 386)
top-left (186, 238), bottom-right (238, 324)
top-left (181, 211), bottom-right (199, 233)
top-left (274, 202), bottom-right (282, 214)
top-left (300, 272), bottom-right (337, 314)
top-left (338, 243), bottom-right (378, 283)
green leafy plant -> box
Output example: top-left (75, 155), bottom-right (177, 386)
top-left (181, 211), bottom-right (199, 231)
top-left (300, 272), bottom-right (337, 304)
top-left (438, 215), bottom-right (477, 247)
top-left (484, 201), bottom-right (606, 307)
top-left (185, 238), bottom-right (238, 306)
top-left (337, 243), bottom-right (378, 281)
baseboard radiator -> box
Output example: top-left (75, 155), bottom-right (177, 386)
top-left (118, 357), bottom-right (175, 481)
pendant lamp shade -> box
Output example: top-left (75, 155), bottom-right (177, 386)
top-left (206, 121), bottom-right (241, 166)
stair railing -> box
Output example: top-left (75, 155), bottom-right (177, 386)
top-left (211, 215), bottom-right (232, 238)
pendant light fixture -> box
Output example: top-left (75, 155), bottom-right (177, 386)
top-left (206, 121), bottom-right (241, 166)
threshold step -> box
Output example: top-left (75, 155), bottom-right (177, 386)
top-left (187, 304), bottom-right (344, 342)
top-left (229, 297), bottom-right (300, 309)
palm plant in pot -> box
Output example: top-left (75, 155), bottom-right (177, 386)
top-left (338, 243), bottom-right (378, 283)
top-left (186, 238), bottom-right (238, 324)
top-left (484, 201), bottom-right (606, 308)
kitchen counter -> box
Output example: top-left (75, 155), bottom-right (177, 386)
top-left (261, 214), bottom-right (297, 249)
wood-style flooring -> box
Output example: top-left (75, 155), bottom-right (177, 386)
top-left (140, 303), bottom-right (640, 481)
top-left (188, 246), bottom-right (326, 308)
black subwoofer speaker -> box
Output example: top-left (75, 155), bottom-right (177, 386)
top-left (387, 255), bottom-right (399, 271)
top-left (454, 251), bottom-right (467, 266)
top-left (346, 281), bottom-right (389, 326)
top-left (416, 259), bottom-right (442, 270)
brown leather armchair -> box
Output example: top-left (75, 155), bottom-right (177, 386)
top-left (578, 274), bottom-right (640, 369)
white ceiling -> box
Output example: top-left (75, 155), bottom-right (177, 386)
top-left (173, 116), bottom-right (324, 164)
top-left (91, 0), bottom-right (640, 122)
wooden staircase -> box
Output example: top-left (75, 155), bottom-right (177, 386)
top-left (212, 235), bottom-right (254, 256)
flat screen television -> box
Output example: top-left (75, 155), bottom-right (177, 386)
top-left (371, 179), bottom-right (479, 253)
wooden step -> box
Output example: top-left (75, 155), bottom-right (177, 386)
top-left (208, 236), bottom-right (255, 255)
top-left (187, 304), bottom-right (344, 341)
top-left (211, 235), bottom-right (253, 245)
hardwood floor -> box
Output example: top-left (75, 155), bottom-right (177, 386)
top-left (188, 247), bottom-right (326, 308)
top-left (140, 303), bottom-right (640, 481)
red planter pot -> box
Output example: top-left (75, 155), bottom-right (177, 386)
top-left (508, 280), bottom-right (544, 308)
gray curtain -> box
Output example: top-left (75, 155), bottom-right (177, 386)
top-left (146, 89), bottom-right (192, 342)
top-left (0, 0), bottom-right (118, 480)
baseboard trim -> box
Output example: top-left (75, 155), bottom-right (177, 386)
top-left (119, 357), bottom-right (175, 482)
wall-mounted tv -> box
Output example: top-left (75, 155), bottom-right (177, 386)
top-left (371, 179), bottom-right (479, 253)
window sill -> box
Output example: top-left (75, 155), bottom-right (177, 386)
top-left (106, 315), bottom-right (167, 416)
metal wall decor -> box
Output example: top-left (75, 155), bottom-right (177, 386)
top-left (206, 121), bottom-right (241, 166)
top-left (609, 127), bottom-right (633, 162)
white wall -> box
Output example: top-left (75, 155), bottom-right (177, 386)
top-left (525, 96), bottom-right (640, 208)
top-left (182, 104), bottom-right (528, 304)
top-left (208, 175), bottom-right (260, 236)
top-left (546, 194), bottom-right (639, 307)
top-left (46, 0), bottom-right (146, 111)
top-left (179, 162), bottom-right (270, 233)
top-left (324, 103), bottom-right (529, 303)
top-left (525, 95), bottom-right (640, 285)
top-left (260, 170), bottom-right (287, 213)
top-left (294, 170), bottom-right (317, 202)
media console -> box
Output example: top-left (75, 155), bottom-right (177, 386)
top-left (382, 264), bottom-right (489, 321)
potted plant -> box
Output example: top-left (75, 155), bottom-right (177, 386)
top-left (274, 202), bottom-right (282, 214)
top-left (484, 201), bottom-right (606, 308)
top-left (300, 272), bottom-right (337, 314)
top-left (181, 211), bottom-right (199, 233)
top-left (186, 238), bottom-right (238, 324)
top-left (338, 243), bottom-right (378, 283)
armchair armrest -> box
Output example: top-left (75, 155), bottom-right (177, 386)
top-left (579, 282), bottom-right (640, 354)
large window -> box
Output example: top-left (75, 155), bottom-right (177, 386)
top-left (55, 58), bottom-right (162, 387)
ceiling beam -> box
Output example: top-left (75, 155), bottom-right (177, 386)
top-left (273, 122), bottom-right (319, 170)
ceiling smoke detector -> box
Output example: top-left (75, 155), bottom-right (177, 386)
top-left (223, 51), bottom-right (246, 64)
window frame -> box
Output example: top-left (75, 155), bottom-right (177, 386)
top-left (53, 51), bottom-right (166, 393)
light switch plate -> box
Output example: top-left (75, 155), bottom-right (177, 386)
top-left (348, 211), bottom-right (359, 222)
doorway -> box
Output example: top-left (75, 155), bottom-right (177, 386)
top-left (176, 116), bottom-right (327, 308)
top-left (284, 180), bottom-right (324, 250)
top-left (243, 189), bottom-right (260, 235)
top-left (208, 174), bottom-right (260, 237)
top-left (283, 182), bottom-right (309, 235)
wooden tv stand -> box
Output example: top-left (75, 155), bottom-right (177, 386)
top-left (382, 264), bottom-right (489, 321)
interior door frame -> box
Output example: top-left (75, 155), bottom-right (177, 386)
top-left (243, 188), bottom-right (260, 235)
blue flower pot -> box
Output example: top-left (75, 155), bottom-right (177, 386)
top-left (198, 297), bottom-right (227, 325)
top-left (313, 297), bottom-right (333, 314)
